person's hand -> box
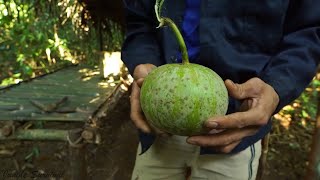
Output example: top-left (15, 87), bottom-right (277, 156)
top-left (186, 78), bottom-right (279, 153)
top-left (130, 63), bottom-right (168, 136)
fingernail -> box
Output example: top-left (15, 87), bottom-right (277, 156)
top-left (209, 129), bottom-right (225, 134)
top-left (207, 121), bottom-right (219, 128)
top-left (231, 81), bottom-right (235, 86)
top-left (226, 79), bottom-right (234, 85)
top-left (187, 138), bottom-right (196, 144)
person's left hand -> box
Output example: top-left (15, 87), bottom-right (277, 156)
top-left (186, 78), bottom-right (279, 153)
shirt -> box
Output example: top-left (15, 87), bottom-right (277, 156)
top-left (177, 0), bottom-right (201, 63)
top-left (121, 0), bottom-right (320, 154)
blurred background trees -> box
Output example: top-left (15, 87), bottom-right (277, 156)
top-left (0, 0), bottom-right (124, 86)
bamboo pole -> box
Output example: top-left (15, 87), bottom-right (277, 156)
top-left (0, 129), bottom-right (68, 141)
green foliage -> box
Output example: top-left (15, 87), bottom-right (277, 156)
top-left (279, 76), bottom-right (319, 129)
top-left (0, 0), bottom-right (123, 86)
top-left (298, 79), bottom-right (318, 120)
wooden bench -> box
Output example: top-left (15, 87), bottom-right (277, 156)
top-left (0, 65), bottom-right (128, 179)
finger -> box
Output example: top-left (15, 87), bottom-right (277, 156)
top-left (187, 127), bottom-right (258, 147)
top-left (213, 140), bottom-right (241, 153)
top-left (151, 126), bottom-right (172, 137)
top-left (225, 78), bottom-right (262, 100)
top-left (130, 81), bottom-right (151, 133)
top-left (131, 82), bottom-right (170, 136)
top-left (206, 107), bottom-right (268, 129)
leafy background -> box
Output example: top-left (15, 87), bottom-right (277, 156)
top-left (0, 0), bottom-right (123, 86)
top-left (0, 0), bottom-right (319, 179)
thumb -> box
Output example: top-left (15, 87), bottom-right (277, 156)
top-left (133, 64), bottom-right (156, 80)
top-left (136, 78), bottom-right (144, 87)
top-left (225, 79), bottom-right (258, 100)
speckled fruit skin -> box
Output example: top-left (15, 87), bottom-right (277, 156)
top-left (140, 63), bottom-right (228, 136)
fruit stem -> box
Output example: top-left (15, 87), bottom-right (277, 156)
top-left (160, 18), bottom-right (189, 64)
top-left (155, 0), bottom-right (189, 64)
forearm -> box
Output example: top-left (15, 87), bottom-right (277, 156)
top-left (258, 0), bottom-right (320, 113)
top-left (260, 29), bottom-right (320, 113)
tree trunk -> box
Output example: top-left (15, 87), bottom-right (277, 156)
top-left (305, 91), bottom-right (320, 180)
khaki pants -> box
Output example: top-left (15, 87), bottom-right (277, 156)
top-left (131, 135), bottom-right (261, 180)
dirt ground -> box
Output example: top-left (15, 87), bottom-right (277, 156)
top-left (0, 91), bottom-right (315, 180)
top-left (262, 114), bottom-right (315, 180)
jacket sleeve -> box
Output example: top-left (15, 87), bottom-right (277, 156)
top-left (259, 0), bottom-right (320, 113)
top-left (121, 0), bottom-right (165, 75)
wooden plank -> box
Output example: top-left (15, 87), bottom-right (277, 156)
top-left (0, 96), bottom-right (110, 107)
top-left (0, 113), bottom-right (88, 122)
top-left (0, 103), bottom-right (104, 114)
top-left (0, 64), bottom-right (79, 91)
top-left (92, 83), bottom-right (126, 120)
top-left (0, 65), bottom-right (122, 123)
top-left (5, 82), bottom-right (102, 88)
top-left (11, 83), bottom-right (106, 91)
top-left (0, 105), bottom-right (22, 111)
top-left (0, 109), bottom-right (41, 115)
top-left (6, 93), bottom-right (109, 101)
top-left (3, 91), bottom-right (102, 97)
top-left (0, 96), bottom-right (103, 102)
top-left (3, 84), bottom-right (110, 96)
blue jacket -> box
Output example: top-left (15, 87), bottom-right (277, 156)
top-left (121, 0), bottom-right (320, 154)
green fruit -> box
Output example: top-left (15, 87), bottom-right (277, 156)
top-left (140, 63), bottom-right (229, 136)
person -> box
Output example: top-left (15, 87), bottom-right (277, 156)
top-left (121, 0), bottom-right (320, 179)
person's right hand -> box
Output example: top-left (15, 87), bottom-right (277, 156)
top-left (130, 64), bottom-right (156, 133)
